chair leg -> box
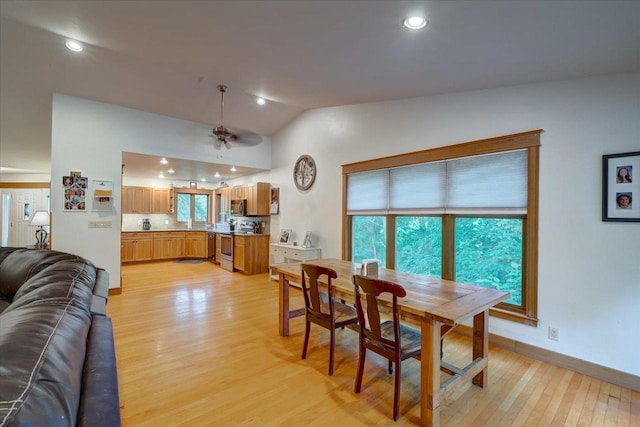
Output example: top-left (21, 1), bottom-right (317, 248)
top-left (354, 345), bottom-right (366, 393)
top-left (329, 327), bottom-right (336, 376)
top-left (392, 359), bottom-right (401, 421)
top-left (301, 318), bottom-right (310, 360)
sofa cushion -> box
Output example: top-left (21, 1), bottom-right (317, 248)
top-left (0, 248), bottom-right (91, 301)
top-left (0, 299), bottom-right (91, 426)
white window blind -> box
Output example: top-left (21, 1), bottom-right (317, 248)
top-left (347, 169), bottom-right (389, 212)
top-left (447, 150), bottom-right (528, 211)
top-left (389, 162), bottom-right (446, 211)
top-left (347, 149), bottom-right (527, 214)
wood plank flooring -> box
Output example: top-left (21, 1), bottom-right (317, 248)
top-left (110, 261), bottom-right (640, 426)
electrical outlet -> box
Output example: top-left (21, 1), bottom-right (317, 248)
top-left (165, 219), bottom-right (169, 225)
top-left (548, 326), bottom-right (559, 341)
top-left (138, 219), bottom-right (143, 225)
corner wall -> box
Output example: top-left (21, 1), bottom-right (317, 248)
top-left (267, 73), bottom-right (640, 376)
top-left (51, 94), bottom-right (271, 289)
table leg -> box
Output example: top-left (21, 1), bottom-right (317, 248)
top-left (421, 318), bottom-right (442, 426)
top-left (472, 310), bottom-right (489, 387)
top-left (278, 273), bottom-right (290, 337)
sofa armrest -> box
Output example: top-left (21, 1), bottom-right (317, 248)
top-left (78, 315), bottom-right (121, 427)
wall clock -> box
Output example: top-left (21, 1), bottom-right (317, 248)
top-left (293, 154), bottom-right (316, 191)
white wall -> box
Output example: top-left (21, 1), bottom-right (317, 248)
top-left (51, 94), bottom-right (271, 289)
top-left (268, 73), bottom-right (640, 376)
top-left (51, 74), bottom-right (639, 376)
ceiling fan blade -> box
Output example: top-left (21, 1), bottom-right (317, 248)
top-left (229, 128), bottom-right (262, 146)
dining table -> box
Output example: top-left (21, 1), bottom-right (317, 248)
top-left (271, 258), bottom-right (509, 426)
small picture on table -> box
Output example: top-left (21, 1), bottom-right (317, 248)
top-left (302, 231), bottom-right (312, 248)
top-left (279, 229), bottom-right (292, 244)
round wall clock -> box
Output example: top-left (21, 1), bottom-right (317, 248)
top-left (293, 154), bottom-right (316, 191)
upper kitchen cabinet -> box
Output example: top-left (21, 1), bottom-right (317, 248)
top-left (122, 186), bottom-right (153, 213)
top-left (246, 183), bottom-right (270, 216)
top-left (152, 188), bottom-right (172, 214)
top-left (123, 186), bottom-right (172, 214)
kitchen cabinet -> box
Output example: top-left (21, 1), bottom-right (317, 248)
top-left (216, 187), bottom-right (231, 219)
top-left (235, 235), bottom-right (269, 275)
top-left (215, 234), bottom-right (222, 263)
top-left (185, 231), bottom-right (207, 257)
top-left (233, 236), bottom-right (245, 271)
top-left (122, 186), bottom-right (153, 213)
top-left (121, 232), bottom-right (154, 262)
top-left (152, 188), bottom-right (172, 214)
top-left (231, 185), bottom-right (248, 201)
top-left (246, 182), bottom-right (270, 216)
top-left (153, 231), bottom-right (185, 259)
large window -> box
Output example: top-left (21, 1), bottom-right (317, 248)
top-left (343, 131), bottom-right (540, 325)
top-left (175, 189), bottom-right (211, 224)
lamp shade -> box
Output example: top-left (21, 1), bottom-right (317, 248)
top-left (30, 210), bottom-right (50, 227)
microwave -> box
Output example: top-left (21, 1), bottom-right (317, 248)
top-left (230, 199), bottom-right (246, 216)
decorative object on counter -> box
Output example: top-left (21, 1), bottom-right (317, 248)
top-left (294, 154), bottom-right (316, 191)
top-left (142, 219), bottom-right (151, 230)
top-left (602, 151), bottom-right (640, 222)
top-left (279, 228), bottom-right (292, 245)
top-left (190, 181), bottom-right (197, 189)
top-left (63, 172), bottom-right (88, 211)
top-left (302, 231), bottom-right (313, 248)
top-left (270, 187), bottom-right (279, 215)
top-left (30, 210), bottom-right (50, 249)
top-left (360, 259), bottom-right (379, 277)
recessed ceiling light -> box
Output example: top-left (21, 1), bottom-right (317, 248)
top-left (65, 40), bottom-right (84, 52)
top-left (402, 16), bottom-right (427, 30)
top-left (158, 172), bottom-right (165, 179)
top-left (201, 178), bottom-right (206, 182)
top-left (214, 172), bottom-right (220, 178)
top-left (256, 97), bottom-right (266, 106)
top-left (230, 166), bottom-right (237, 172)
top-left (168, 168), bottom-right (175, 174)
top-left (160, 157), bottom-right (168, 164)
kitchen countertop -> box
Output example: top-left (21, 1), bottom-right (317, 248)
top-left (121, 229), bottom-right (269, 236)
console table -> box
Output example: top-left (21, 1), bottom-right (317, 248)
top-left (269, 243), bottom-right (321, 281)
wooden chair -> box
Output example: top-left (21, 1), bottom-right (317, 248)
top-left (300, 264), bottom-right (358, 376)
top-left (352, 274), bottom-right (422, 422)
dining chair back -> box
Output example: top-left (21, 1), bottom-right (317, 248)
top-left (301, 263), bottom-right (358, 375)
top-left (352, 274), bottom-right (422, 421)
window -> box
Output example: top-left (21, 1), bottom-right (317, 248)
top-left (175, 189), bottom-right (211, 224)
top-left (343, 131), bottom-right (540, 325)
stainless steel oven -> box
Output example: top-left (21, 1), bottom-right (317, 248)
top-left (219, 234), bottom-right (234, 272)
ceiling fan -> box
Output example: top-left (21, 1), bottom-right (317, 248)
top-left (211, 84), bottom-right (262, 150)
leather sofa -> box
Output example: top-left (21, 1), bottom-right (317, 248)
top-left (0, 247), bottom-right (121, 427)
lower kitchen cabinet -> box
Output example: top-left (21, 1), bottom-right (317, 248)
top-left (121, 233), bottom-right (154, 262)
top-left (234, 235), bottom-right (269, 275)
top-left (185, 232), bottom-right (207, 257)
top-left (153, 231), bottom-right (185, 259)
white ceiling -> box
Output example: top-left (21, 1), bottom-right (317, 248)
top-left (1, 1), bottom-right (639, 181)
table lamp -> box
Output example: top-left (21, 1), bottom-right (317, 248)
top-left (30, 210), bottom-right (50, 249)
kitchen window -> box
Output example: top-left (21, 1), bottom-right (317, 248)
top-left (342, 130), bottom-right (541, 325)
top-left (175, 189), bottom-right (212, 224)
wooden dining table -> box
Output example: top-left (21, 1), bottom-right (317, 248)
top-left (271, 258), bottom-right (509, 426)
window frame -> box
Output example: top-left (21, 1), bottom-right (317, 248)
top-left (342, 130), bottom-right (541, 325)
top-left (174, 188), bottom-right (212, 225)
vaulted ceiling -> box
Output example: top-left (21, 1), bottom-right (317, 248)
top-left (1, 1), bottom-right (638, 180)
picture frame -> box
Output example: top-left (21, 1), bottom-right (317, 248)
top-left (602, 151), bottom-right (640, 222)
top-left (63, 174), bottom-right (88, 211)
top-left (302, 231), bottom-right (313, 248)
top-left (279, 228), bottom-right (292, 244)
top-left (270, 187), bottom-right (280, 215)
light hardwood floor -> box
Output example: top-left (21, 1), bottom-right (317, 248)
top-left (111, 261), bottom-right (639, 426)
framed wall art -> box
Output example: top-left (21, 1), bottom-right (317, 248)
top-left (602, 151), bottom-right (640, 222)
top-left (302, 231), bottom-right (313, 248)
top-left (63, 173), bottom-right (88, 211)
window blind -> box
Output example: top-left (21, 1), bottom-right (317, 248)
top-left (347, 149), bottom-right (527, 215)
